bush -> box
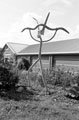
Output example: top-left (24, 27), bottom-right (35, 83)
top-left (0, 65), bottom-right (19, 90)
top-left (17, 68), bottom-right (74, 89)
top-left (72, 73), bottom-right (79, 85)
top-left (17, 57), bottom-right (30, 70)
top-left (42, 68), bottom-right (74, 88)
top-left (17, 70), bottom-right (29, 86)
top-left (8, 66), bottom-right (79, 90)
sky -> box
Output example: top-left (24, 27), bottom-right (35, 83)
top-left (0, 0), bottom-right (79, 47)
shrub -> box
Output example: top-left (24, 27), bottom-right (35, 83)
top-left (9, 66), bottom-right (79, 90)
top-left (17, 57), bottom-right (30, 70)
top-left (0, 65), bottom-right (19, 90)
top-left (72, 73), bottom-right (79, 85)
top-left (18, 70), bottom-right (44, 89)
top-left (18, 68), bottom-right (74, 89)
top-left (43, 68), bottom-right (74, 88)
top-left (17, 70), bottom-right (29, 86)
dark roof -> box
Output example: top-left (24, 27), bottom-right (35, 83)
top-left (18, 38), bottom-right (79, 55)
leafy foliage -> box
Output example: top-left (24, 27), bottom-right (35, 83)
top-left (18, 68), bottom-right (79, 89)
top-left (43, 68), bottom-right (73, 87)
top-left (0, 65), bottom-right (19, 90)
top-left (17, 57), bottom-right (30, 70)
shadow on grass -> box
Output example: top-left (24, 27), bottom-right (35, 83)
top-left (0, 86), bottom-right (35, 101)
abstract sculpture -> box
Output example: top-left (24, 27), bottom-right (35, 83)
top-left (21, 12), bottom-right (69, 92)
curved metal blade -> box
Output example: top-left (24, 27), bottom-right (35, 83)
top-left (40, 12), bottom-right (50, 35)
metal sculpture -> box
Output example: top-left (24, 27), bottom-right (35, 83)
top-left (21, 12), bottom-right (69, 92)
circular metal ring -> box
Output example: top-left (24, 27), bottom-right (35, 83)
top-left (29, 30), bottom-right (57, 42)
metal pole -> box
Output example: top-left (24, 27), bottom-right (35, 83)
top-left (38, 35), bottom-right (48, 93)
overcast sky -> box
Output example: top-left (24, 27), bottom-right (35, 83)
top-left (0, 0), bottom-right (79, 47)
